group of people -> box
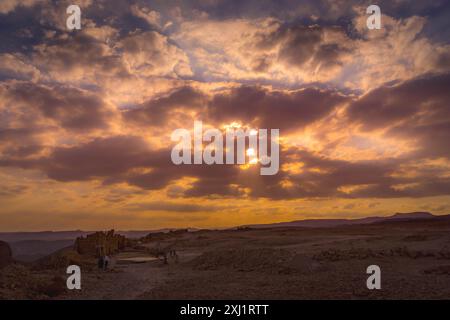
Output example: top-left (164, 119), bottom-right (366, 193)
top-left (98, 255), bottom-right (110, 271)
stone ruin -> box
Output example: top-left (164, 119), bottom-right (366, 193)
top-left (74, 230), bottom-right (126, 257)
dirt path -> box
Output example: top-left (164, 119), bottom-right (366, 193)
top-left (63, 259), bottom-right (170, 300)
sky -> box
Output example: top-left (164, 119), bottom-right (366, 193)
top-left (1, 0), bottom-right (450, 231)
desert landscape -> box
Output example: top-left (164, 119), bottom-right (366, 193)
top-left (1, 0), bottom-right (450, 305)
top-left (1, 212), bottom-right (450, 300)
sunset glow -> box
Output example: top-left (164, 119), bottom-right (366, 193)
top-left (0, 0), bottom-right (450, 232)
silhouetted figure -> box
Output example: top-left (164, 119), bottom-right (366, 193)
top-left (103, 255), bottom-right (110, 271)
top-left (168, 250), bottom-right (179, 263)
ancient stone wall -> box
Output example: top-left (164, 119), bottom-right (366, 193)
top-left (74, 230), bottom-right (126, 256)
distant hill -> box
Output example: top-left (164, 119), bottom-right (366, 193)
top-left (0, 229), bottom-right (178, 243)
top-left (240, 212), bottom-right (437, 229)
top-left (9, 239), bottom-right (75, 262)
top-left (0, 231), bottom-right (90, 242)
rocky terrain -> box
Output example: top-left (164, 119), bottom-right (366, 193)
top-left (1, 213), bottom-right (450, 299)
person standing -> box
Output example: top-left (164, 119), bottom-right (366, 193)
top-left (103, 255), bottom-right (110, 271)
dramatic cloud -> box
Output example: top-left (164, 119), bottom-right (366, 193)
top-left (1, 0), bottom-right (450, 230)
top-left (207, 85), bottom-right (349, 131)
top-left (347, 73), bottom-right (450, 158)
top-left (174, 18), bottom-right (354, 83)
top-left (43, 135), bottom-right (166, 181)
top-left (0, 81), bottom-right (116, 131)
top-left (124, 86), bottom-right (206, 126)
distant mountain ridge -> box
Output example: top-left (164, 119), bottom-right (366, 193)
top-left (0, 229), bottom-right (177, 242)
top-left (0, 212), bottom-right (440, 242)
top-left (241, 212), bottom-right (437, 229)
top-left (0, 212), bottom-right (445, 262)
